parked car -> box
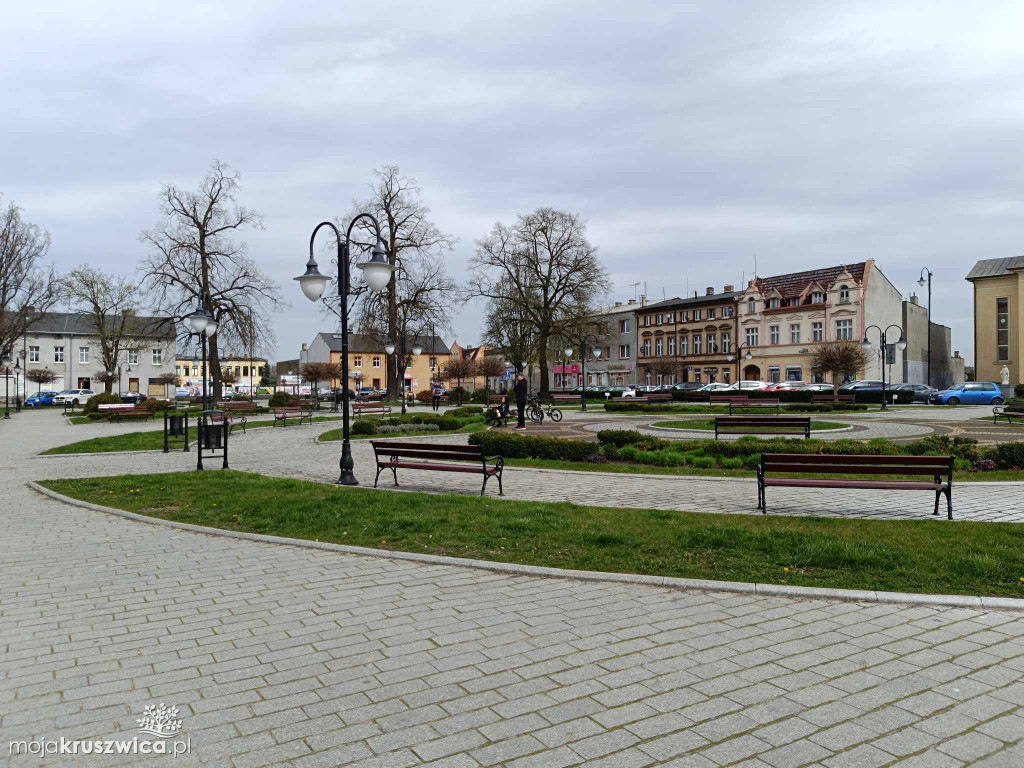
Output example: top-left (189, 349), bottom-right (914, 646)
top-left (118, 391), bottom-right (148, 404)
top-left (634, 385), bottom-right (660, 393)
top-left (839, 380), bottom-right (883, 392)
top-left (891, 383), bottom-right (938, 403)
top-left (722, 380), bottom-right (769, 392)
top-left (764, 380), bottom-right (808, 392)
top-left (696, 382), bottom-right (730, 392)
top-left (356, 386), bottom-right (379, 399)
top-left (670, 382), bottom-right (703, 392)
top-left (619, 387), bottom-right (640, 398)
top-left (52, 389), bottom-right (95, 405)
top-left (800, 383), bottom-right (837, 393)
top-left (928, 381), bottom-right (1005, 406)
top-left (24, 391), bottom-right (58, 407)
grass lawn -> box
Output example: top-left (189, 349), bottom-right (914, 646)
top-left (40, 415), bottom-right (347, 455)
top-left (502, 456), bottom-right (1024, 482)
top-left (40, 470), bottom-right (1024, 597)
top-left (651, 419), bottom-right (848, 432)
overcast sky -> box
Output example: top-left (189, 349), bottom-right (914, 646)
top-left (4, 0), bottom-right (1023, 365)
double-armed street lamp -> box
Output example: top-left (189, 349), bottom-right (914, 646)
top-left (295, 216), bottom-right (394, 486)
top-left (726, 344), bottom-right (753, 390)
top-left (563, 335), bottom-right (602, 411)
top-left (861, 325), bottom-right (907, 411)
top-left (384, 337), bottom-right (422, 416)
top-left (186, 298), bottom-right (220, 470)
top-left (918, 267), bottom-right (933, 388)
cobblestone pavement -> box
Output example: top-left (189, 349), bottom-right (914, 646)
top-left (4, 411), bottom-right (1024, 767)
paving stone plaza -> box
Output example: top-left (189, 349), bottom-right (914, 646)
top-left (2, 408), bottom-right (1024, 766)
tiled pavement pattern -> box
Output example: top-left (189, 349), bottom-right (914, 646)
top-left (1, 412), bottom-right (1024, 766)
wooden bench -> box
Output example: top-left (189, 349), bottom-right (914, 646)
top-left (272, 406), bottom-right (313, 426)
top-left (647, 393), bottom-right (673, 402)
top-left (551, 393), bottom-right (579, 403)
top-left (208, 409), bottom-right (246, 433)
top-left (353, 403), bottom-right (392, 418)
top-left (757, 453), bottom-right (954, 519)
top-left (811, 393), bottom-right (855, 403)
top-left (98, 403), bottom-right (133, 411)
top-left (105, 405), bottom-right (154, 422)
top-left (714, 416), bottom-right (811, 440)
top-left (371, 440), bottom-right (504, 496)
top-left (993, 403), bottom-right (1024, 424)
top-left (710, 395), bottom-right (781, 414)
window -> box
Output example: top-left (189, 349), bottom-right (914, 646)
top-left (680, 311), bottom-right (689, 322)
top-left (679, 336), bottom-right (688, 356)
top-left (655, 338), bottom-right (663, 356)
top-left (619, 319), bottom-right (630, 334)
top-left (839, 285), bottom-right (850, 303)
top-left (353, 356), bottom-right (362, 367)
top-left (722, 332), bottom-right (731, 354)
top-left (644, 315), bottom-right (651, 327)
top-left (811, 291), bottom-right (824, 304)
top-left (79, 346), bottom-right (89, 364)
top-left (693, 335), bottom-right (702, 355)
top-left (668, 337), bottom-right (675, 356)
top-left (693, 309), bottom-right (701, 321)
top-left (618, 344), bottom-right (630, 359)
top-left (812, 322), bottom-right (823, 342)
top-left (667, 312), bottom-right (675, 323)
top-left (786, 366), bottom-right (802, 381)
top-left (373, 356), bottom-right (381, 367)
top-left (656, 374), bottom-right (663, 386)
top-left (642, 341), bottom-right (651, 356)
top-left (724, 306), bottom-right (734, 318)
top-left (770, 325), bottom-right (779, 345)
top-left (644, 371), bottom-right (651, 385)
top-left (790, 324), bottom-right (800, 344)
top-left (707, 334), bottom-right (716, 354)
top-left (745, 328), bottom-right (759, 346)
top-left (656, 314), bottom-right (663, 325)
top-left (54, 346), bottom-right (64, 363)
top-left (769, 297), bottom-right (780, 309)
top-left (29, 345), bottom-right (39, 362)
top-left (175, 366), bottom-right (181, 376)
top-left (152, 348), bottom-right (163, 365)
top-left (768, 367), bottom-right (781, 383)
top-left (723, 369), bottom-right (731, 383)
top-left (128, 350), bottom-right (139, 365)
top-left (429, 356), bottom-right (437, 369)
top-left (747, 298), bottom-right (755, 314)
top-left (836, 319), bottom-right (853, 340)
top-left (243, 366), bottom-right (249, 377)
top-left (708, 307), bottom-right (716, 320)
top-left (997, 298), bottom-right (1009, 361)
top-left (694, 370), bottom-right (701, 384)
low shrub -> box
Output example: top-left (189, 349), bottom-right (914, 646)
top-left (377, 423), bottom-right (440, 433)
top-left (596, 429), bottom-right (647, 448)
top-left (468, 432), bottom-right (599, 462)
top-left (782, 403), bottom-right (868, 413)
top-left (145, 398), bottom-right (172, 413)
top-left (351, 420), bottom-right (376, 435)
top-left (720, 457), bottom-right (744, 469)
top-left (1015, 384), bottom-right (1024, 397)
top-left (415, 389), bottom-right (434, 403)
top-left (268, 391), bottom-right (292, 407)
top-left (82, 392), bottom-right (123, 415)
top-left (986, 442), bottom-right (1024, 470)
top-left (447, 406), bottom-right (483, 418)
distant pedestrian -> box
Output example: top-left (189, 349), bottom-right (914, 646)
top-left (514, 373), bottom-right (528, 429)
top-left (432, 381), bottom-right (443, 411)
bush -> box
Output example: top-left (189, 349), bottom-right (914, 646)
top-left (268, 391), bottom-right (292, 407)
top-left (597, 429), bottom-right (648, 448)
top-left (447, 406), bottom-right (483, 418)
top-left (720, 457), bottom-right (744, 469)
top-left (351, 420), bottom-right (376, 435)
top-left (82, 392), bottom-right (123, 416)
top-left (782, 403), bottom-right (868, 413)
top-left (415, 389), bottom-right (433, 403)
top-left (987, 442), bottom-right (1024, 470)
top-left (1015, 384), bottom-right (1024, 397)
top-left (468, 432), bottom-right (599, 462)
top-left (377, 423), bottom-right (440, 433)
top-left (145, 398), bottom-right (172, 413)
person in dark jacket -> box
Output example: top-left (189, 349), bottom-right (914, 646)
top-left (431, 381), bottom-right (443, 411)
top-left (513, 373), bottom-right (528, 429)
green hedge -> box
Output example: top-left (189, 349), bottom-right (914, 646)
top-left (1015, 384), bottom-right (1024, 397)
top-left (604, 402), bottom-right (867, 414)
top-left (468, 432), bottom-right (600, 461)
top-left (447, 406), bottom-right (484, 418)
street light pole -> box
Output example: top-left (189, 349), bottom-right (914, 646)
top-left (564, 333), bottom-right (602, 412)
top-left (918, 268), bottom-right (933, 388)
top-left (862, 325), bottom-right (907, 411)
top-left (727, 344), bottom-right (753, 391)
top-left (2, 354), bottom-right (10, 419)
top-left (295, 216), bottom-right (395, 485)
top-left (14, 357), bottom-right (21, 412)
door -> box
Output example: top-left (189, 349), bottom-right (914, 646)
top-left (961, 383), bottom-right (984, 403)
top-left (77, 377), bottom-right (90, 389)
top-left (129, 377), bottom-right (140, 392)
top-left (743, 364), bottom-right (760, 381)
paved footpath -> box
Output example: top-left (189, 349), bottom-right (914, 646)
top-left (3, 412), bottom-right (1024, 767)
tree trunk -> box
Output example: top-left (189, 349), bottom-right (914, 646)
top-left (209, 335), bottom-right (222, 401)
top-left (538, 345), bottom-right (549, 398)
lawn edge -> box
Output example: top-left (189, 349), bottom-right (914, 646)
top-left (27, 480), bottom-right (1024, 612)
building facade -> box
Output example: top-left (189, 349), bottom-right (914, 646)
top-left (14, 312), bottom-right (176, 397)
top-left (447, 341), bottom-right (492, 391)
top-left (637, 287), bottom-right (741, 386)
top-left (174, 353), bottom-right (268, 393)
top-left (305, 331), bottom-right (451, 393)
top-left (901, 294), bottom-right (959, 389)
top-left (737, 261), bottom-right (904, 384)
top-left (966, 256), bottom-right (1024, 386)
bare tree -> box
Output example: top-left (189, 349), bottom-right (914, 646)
top-left (469, 207), bottom-right (610, 397)
top-left (811, 341), bottom-right (870, 399)
top-left (478, 355), bottom-right (507, 402)
top-left (301, 361), bottom-right (340, 396)
top-left (482, 296), bottom-right (539, 381)
top-left (25, 367), bottom-right (57, 394)
top-left (140, 159), bottom-right (282, 400)
top-left (63, 266), bottom-right (157, 392)
top-left (649, 358), bottom-right (677, 384)
top-left (92, 370), bottom-right (119, 392)
top-left (337, 166), bottom-right (457, 400)
top-left (444, 357), bottom-right (476, 406)
top-left (0, 196), bottom-right (59, 360)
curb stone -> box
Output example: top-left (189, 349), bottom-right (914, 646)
top-left (27, 481), bottom-right (1024, 612)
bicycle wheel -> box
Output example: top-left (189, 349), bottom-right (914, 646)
top-left (548, 407), bottom-right (562, 422)
top-left (528, 407), bottom-right (543, 424)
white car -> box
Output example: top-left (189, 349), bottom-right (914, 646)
top-left (620, 387), bottom-right (640, 398)
top-left (696, 383), bottom-right (730, 392)
top-left (52, 388), bottom-right (96, 405)
top-left (722, 381), bottom-right (770, 392)
top-left (634, 385), bottom-right (661, 393)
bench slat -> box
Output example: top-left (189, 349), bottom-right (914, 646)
top-left (764, 478), bottom-right (947, 490)
top-left (379, 461), bottom-right (499, 474)
top-left (763, 453), bottom-right (950, 466)
top-left (763, 463), bottom-right (950, 476)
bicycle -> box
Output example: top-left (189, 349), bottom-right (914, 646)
top-left (527, 397), bottom-right (563, 424)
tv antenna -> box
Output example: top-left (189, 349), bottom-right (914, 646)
top-left (629, 282), bottom-right (640, 300)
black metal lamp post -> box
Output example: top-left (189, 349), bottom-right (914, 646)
top-left (2, 353), bottom-right (11, 419)
top-left (861, 325), bottom-right (907, 411)
top-left (563, 335), bottom-right (602, 411)
top-left (727, 344), bottom-right (753, 391)
top-left (14, 357), bottom-right (22, 412)
top-left (186, 298), bottom-right (219, 470)
top-left (385, 337), bottom-right (422, 416)
top-left (295, 217), bottom-right (395, 485)
top-left (918, 268), bottom-right (933, 388)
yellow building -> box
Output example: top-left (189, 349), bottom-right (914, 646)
top-left (306, 332), bottom-right (450, 393)
top-left (966, 256), bottom-right (1024, 385)
top-left (174, 353), bottom-right (267, 391)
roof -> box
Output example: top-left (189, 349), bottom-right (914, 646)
top-left (27, 311), bottom-right (176, 339)
top-left (965, 256), bottom-right (1024, 281)
top-left (640, 291), bottom-right (742, 311)
top-left (753, 263), bottom-right (865, 298)
top-left (317, 332), bottom-right (451, 355)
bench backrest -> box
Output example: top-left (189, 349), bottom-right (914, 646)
top-left (710, 395), bottom-right (750, 403)
top-left (727, 399), bottom-right (780, 406)
top-left (98, 403), bottom-right (133, 410)
top-left (274, 406), bottom-right (306, 413)
top-left (760, 453), bottom-right (953, 476)
top-left (372, 441), bottom-right (485, 463)
top-left (353, 404), bottom-right (388, 411)
top-left (647, 393), bottom-right (673, 401)
top-left (717, 416), bottom-right (809, 425)
top-left (811, 393), bottom-right (854, 402)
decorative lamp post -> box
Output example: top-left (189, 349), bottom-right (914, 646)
top-left (726, 344), bottom-right (753, 391)
top-left (14, 357), bottom-right (21, 412)
top-left (187, 299), bottom-right (218, 470)
top-left (2, 353), bottom-right (11, 419)
top-left (861, 325), bottom-right (907, 411)
top-left (917, 268), bottom-right (933, 388)
top-left (563, 334), bottom-right (602, 411)
top-left (295, 217), bottom-right (394, 485)
top-left (384, 337), bottom-right (420, 415)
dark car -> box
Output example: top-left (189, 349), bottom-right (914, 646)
top-left (671, 382), bottom-right (703, 391)
top-left (118, 391), bottom-right (148, 404)
top-left (892, 383), bottom-right (937, 403)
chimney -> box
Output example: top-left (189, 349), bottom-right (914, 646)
top-left (910, 294), bottom-right (919, 305)
top-left (614, 301), bottom-right (622, 307)
top-left (640, 295), bottom-right (647, 306)
top-left (706, 287), bottom-right (714, 296)
top-left (692, 290), bottom-right (698, 298)
top-left (627, 299), bottom-right (636, 305)
top-left (301, 343), bottom-right (307, 351)
top-left (954, 351), bottom-right (961, 358)
top-left (747, 279), bottom-right (755, 287)
top-left (724, 284), bottom-right (734, 292)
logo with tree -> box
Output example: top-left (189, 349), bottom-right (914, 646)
top-left (137, 703), bottom-right (183, 738)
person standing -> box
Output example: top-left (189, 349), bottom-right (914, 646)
top-left (431, 381), bottom-right (443, 412)
top-left (514, 372), bottom-right (528, 429)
